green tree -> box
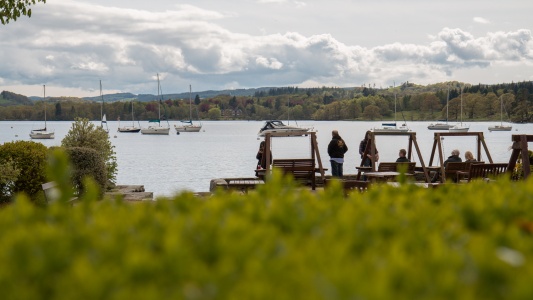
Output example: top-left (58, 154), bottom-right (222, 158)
top-left (208, 107), bottom-right (221, 120)
top-left (61, 118), bottom-right (117, 185)
top-left (1, 0), bottom-right (46, 24)
top-left (363, 105), bottom-right (381, 120)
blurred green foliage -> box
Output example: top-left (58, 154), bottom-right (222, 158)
top-left (1, 169), bottom-right (533, 299)
top-left (66, 147), bottom-right (106, 197)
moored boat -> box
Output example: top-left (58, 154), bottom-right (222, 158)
top-left (258, 120), bottom-right (312, 137)
top-left (30, 85), bottom-right (54, 139)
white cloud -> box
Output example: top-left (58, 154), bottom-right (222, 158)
top-left (473, 17), bottom-right (490, 24)
top-left (0, 1), bottom-right (531, 97)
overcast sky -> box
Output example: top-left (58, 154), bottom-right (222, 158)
top-left (1, 0), bottom-right (532, 97)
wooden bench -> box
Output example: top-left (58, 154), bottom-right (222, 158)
top-left (272, 158), bottom-right (317, 190)
top-left (443, 161), bottom-right (484, 182)
top-left (458, 163), bottom-right (509, 182)
top-left (378, 162), bottom-right (416, 174)
top-left (42, 181), bottom-right (78, 204)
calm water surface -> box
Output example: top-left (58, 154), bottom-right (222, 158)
top-left (1, 120), bottom-right (530, 197)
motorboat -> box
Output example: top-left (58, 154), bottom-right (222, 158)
top-left (427, 122), bottom-right (453, 130)
top-left (258, 120), bottom-right (311, 137)
top-left (373, 122), bottom-right (410, 132)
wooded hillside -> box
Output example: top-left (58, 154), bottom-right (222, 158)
top-left (1, 81), bottom-right (532, 123)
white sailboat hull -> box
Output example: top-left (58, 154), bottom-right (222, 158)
top-left (141, 126), bottom-right (170, 135)
top-left (118, 126), bottom-right (141, 133)
top-left (449, 126), bottom-right (469, 132)
top-left (175, 124), bottom-right (202, 132)
top-left (427, 123), bottom-right (453, 130)
top-left (488, 125), bottom-right (512, 132)
top-left (373, 125), bottom-right (410, 132)
top-left (30, 130), bottom-right (55, 139)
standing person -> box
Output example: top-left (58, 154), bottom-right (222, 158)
top-left (328, 130), bottom-right (348, 177)
top-left (255, 141), bottom-right (272, 171)
top-left (396, 149), bottom-right (410, 162)
top-left (359, 131), bottom-right (379, 167)
top-left (464, 151), bottom-right (477, 162)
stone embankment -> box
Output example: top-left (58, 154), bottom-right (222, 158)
top-left (106, 185), bottom-right (154, 201)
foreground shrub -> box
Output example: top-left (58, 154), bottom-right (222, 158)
top-left (0, 140), bottom-right (47, 201)
top-left (65, 147), bottom-right (106, 197)
top-left (1, 175), bottom-right (533, 299)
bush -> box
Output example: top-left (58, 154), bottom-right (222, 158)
top-left (0, 159), bottom-right (20, 202)
top-left (61, 118), bottom-right (117, 185)
top-left (66, 147), bottom-right (106, 197)
top-left (1, 174), bottom-right (533, 299)
top-left (0, 140), bottom-right (47, 201)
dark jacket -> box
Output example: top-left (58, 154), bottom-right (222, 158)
top-left (396, 157), bottom-right (410, 162)
top-left (359, 140), bottom-right (378, 158)
top-left (444, 155), bottom-right (462, 167)
top-left (256, 150), bottom-right (272, 169)
top-left (328, 137), bottom-right (348, 159)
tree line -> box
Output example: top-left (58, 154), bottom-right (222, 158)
top-left (1, 81), bottom-right (532, 123)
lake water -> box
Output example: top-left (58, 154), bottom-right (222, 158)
top-left (1, 120), bottom-right (529, 197)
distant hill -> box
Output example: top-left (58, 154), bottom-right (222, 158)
top-left (81, 87), bottom-right (276, 102)
top-left (0, 91), bottom-right (33, 106)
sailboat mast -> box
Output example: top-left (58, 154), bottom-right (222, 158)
top-left (189, 85), bottom-right (192, 122)
top-left (43, 85), bottom-right (47, 130)
top-left (100, 80), bottom-right (103, 123)
top-left (157, 73), bottom-right (161, 120)
top-left (500, 95), bottom-right (503, 126)
top-left (446, 87), bottom-right (450, 125)
top-left (460, 86), bottom-right (463, 125)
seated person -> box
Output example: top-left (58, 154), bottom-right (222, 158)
top-left (464, 151), bottom-right (477, 162)
top-left (432, 149), bottom-right (462, 182)
top-left (444, 149), bottom-right (462, 166)
top-left (396, 149), bottom-right (410, 162)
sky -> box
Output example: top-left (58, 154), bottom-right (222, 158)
top-left (0, 0), bottom-right (532, 97)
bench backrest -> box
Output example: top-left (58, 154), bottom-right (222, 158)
top-left (378, 162), bottom-right (416, 174)
top-left (468, 163), bottom-right (508, 181)
top-left (272, 158), bottom-right (316, 188)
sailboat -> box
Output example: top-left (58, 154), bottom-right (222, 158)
top-left (488, 95), bottom-right (512, 132)
top-left (428, 88), bottom-right (453, 130)
top-left (449, 87), bottom-right (469, 132)
top-left (141, 74), bottom-right (170, 135)
top-left (118, 101), bottom-right (141, 133)
top-left (100, 80), bottom-right (109, 133)
top-left (174, 85), bottom-right (202, 133)
top-left (374, 89), bottom-right (409, 132)
top-left (30, 85), bottom-right (55, 139)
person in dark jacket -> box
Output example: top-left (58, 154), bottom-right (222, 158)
top-left (444, 149), bottom-right (462, 167)
top-left (432, 149), bottom-right (462, 182)
top-left (328, 130), bottom-right (348, 177)
top-left (396, 149), bottom-right (410, 162)
top-left (359, 131), bottom-right (379, 167)
top-left (256, 141), bottom-right (272, 169)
